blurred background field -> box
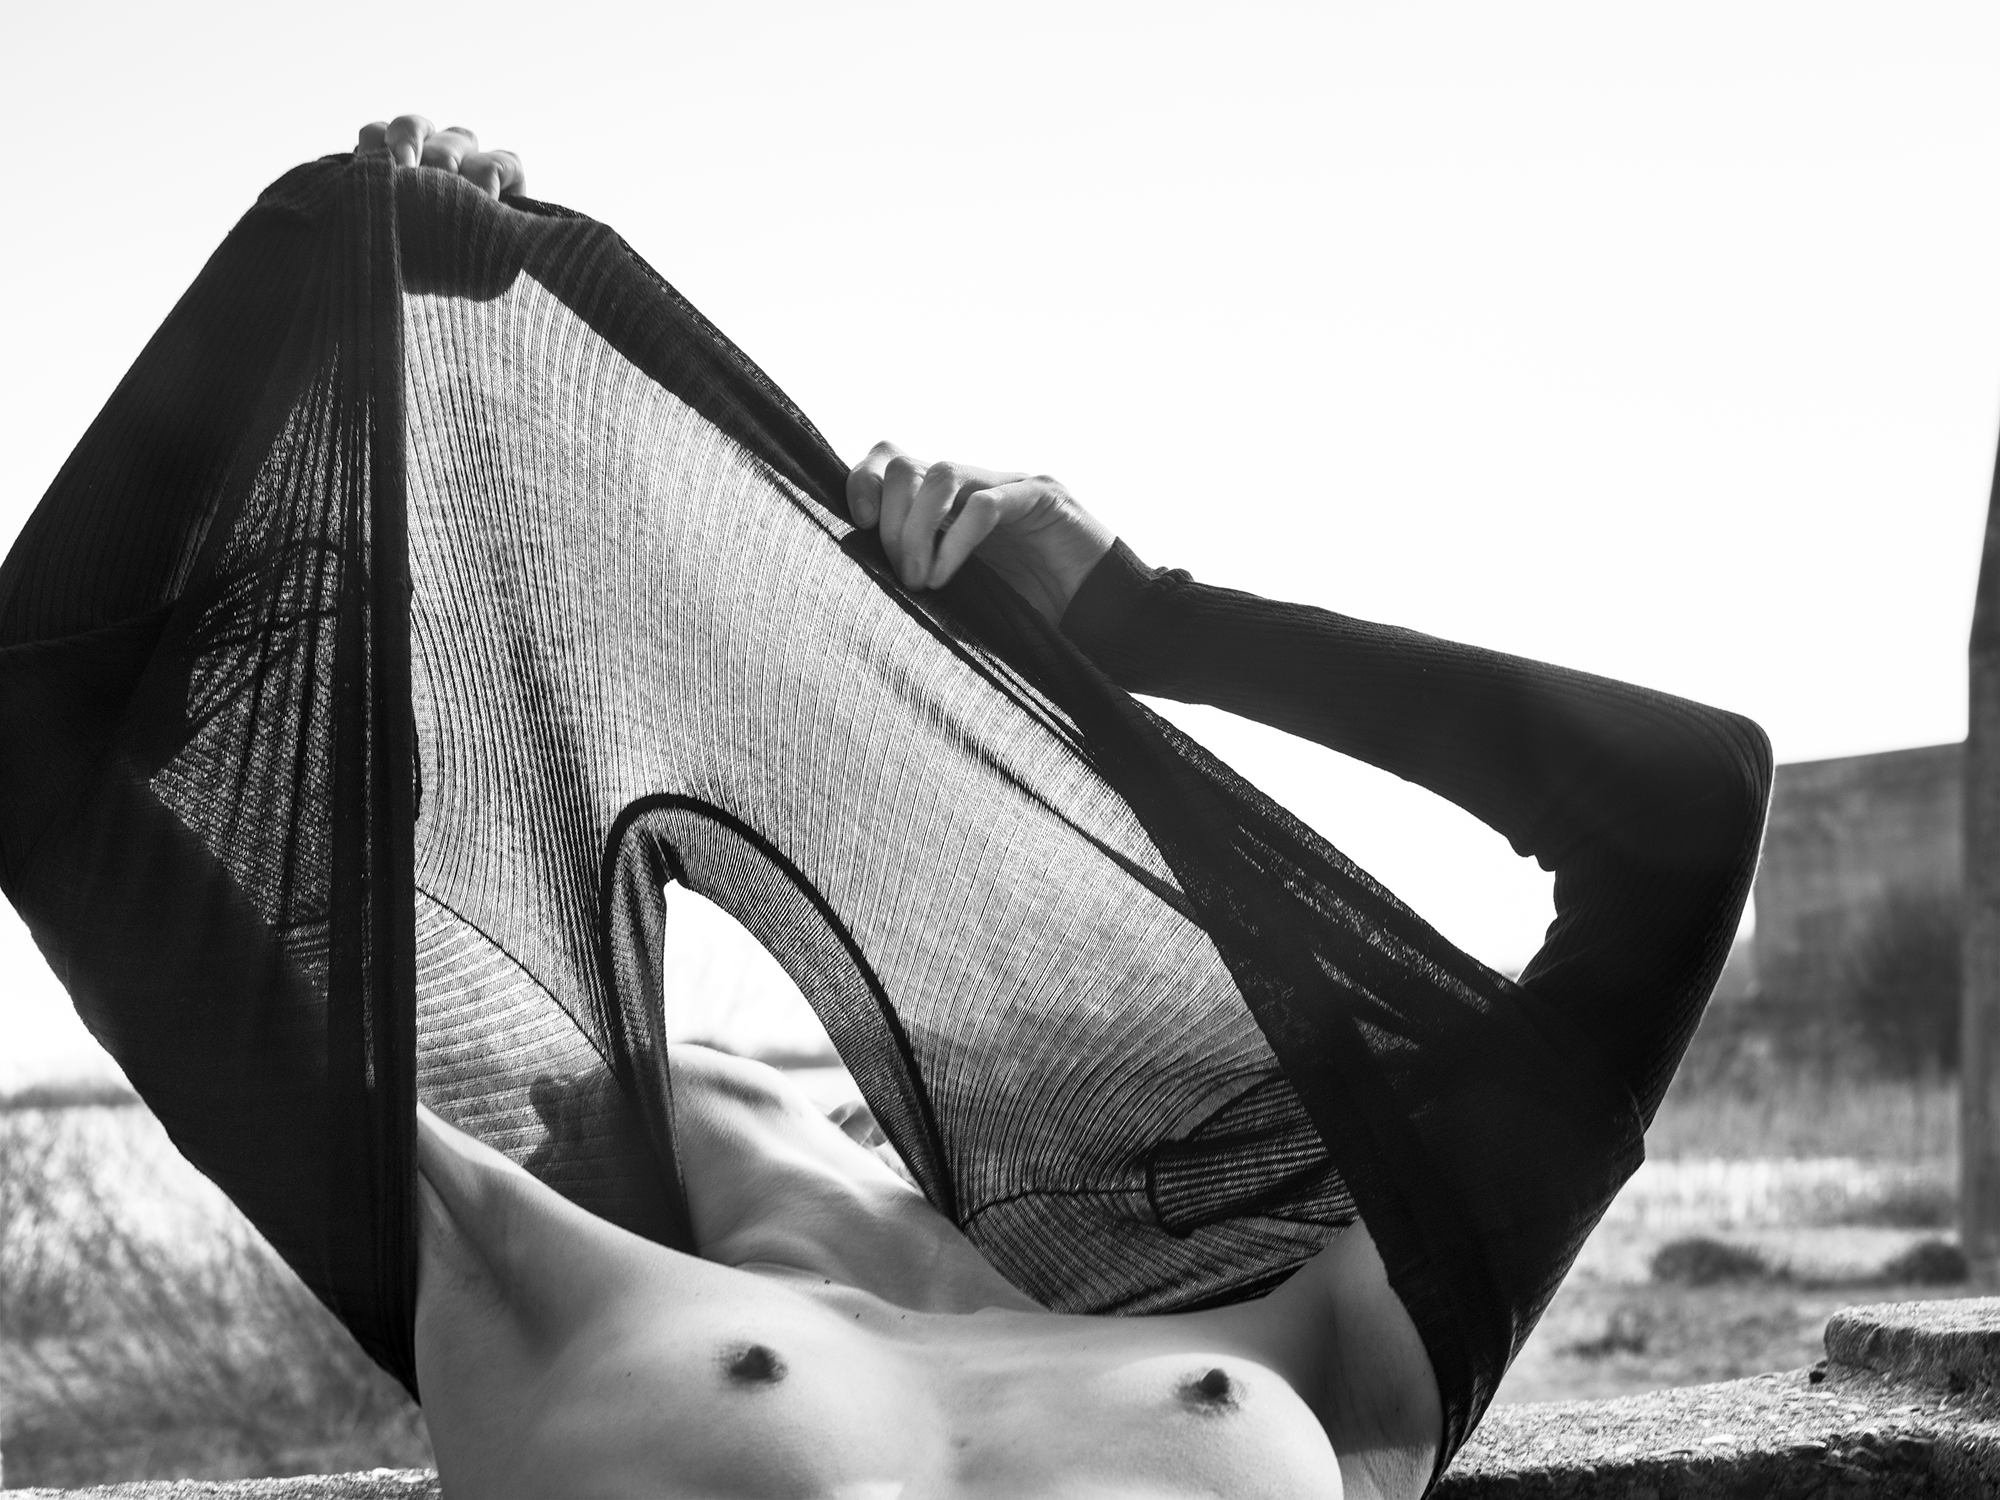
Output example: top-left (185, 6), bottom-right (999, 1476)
top-left (0, 1101), bottom-right (432, 1486)
top-left (1498, 1065), bottom-right (1971, 1406)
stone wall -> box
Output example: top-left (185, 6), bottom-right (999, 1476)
top-left (1753, 742), bottom-right (1963, 1010)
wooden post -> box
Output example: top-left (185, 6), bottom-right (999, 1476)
top-left (1964, 432), bottom-right (2000, 1284)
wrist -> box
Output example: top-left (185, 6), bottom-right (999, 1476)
top-left (1045, 518), bottom-right (1117, 620)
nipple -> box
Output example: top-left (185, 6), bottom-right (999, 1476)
top-left (1180, 1366), bottom-right (1237, 1409)
top-left (723, 1342), bottom-right (787, 1385)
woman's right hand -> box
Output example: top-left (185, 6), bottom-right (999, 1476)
top-left (846, 440), bottom-right (1115, 626)
top-left (357, 116), bottom-right (525, 200)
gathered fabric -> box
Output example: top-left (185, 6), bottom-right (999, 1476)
top-left (0, 152), bottom-right (1770, 1485)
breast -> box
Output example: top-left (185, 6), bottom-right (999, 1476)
top-left (929, 1343), bottom-right (1345, 1500)
top-left (447, 1240), bottom-right (1341, 1500)
top-left (752, 1275), bottom-right (1345, 1498)
top-left (509, 1274), bottom-right (951, 1498)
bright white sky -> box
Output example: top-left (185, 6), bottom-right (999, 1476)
top-left (4, 1), bottom-right (1999, 1084)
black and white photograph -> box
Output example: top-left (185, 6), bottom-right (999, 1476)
top-left (3, 5), bottom-right (2000, 1496)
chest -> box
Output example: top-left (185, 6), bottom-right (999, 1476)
top-left (668, 1045), bottom-right (1043, 1313)
top-left (579, 1281), bottom-right (1342, 1500)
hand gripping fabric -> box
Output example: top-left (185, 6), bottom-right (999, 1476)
top-left (0, 151), bottom-right (1751, 1478)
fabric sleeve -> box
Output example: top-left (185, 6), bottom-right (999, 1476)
top-left (1059, 539), bottom-right (1773, 1123)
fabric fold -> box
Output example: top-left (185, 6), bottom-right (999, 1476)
top-left (0, 149), bottom-right (1753, 1472)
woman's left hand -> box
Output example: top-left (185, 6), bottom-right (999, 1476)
top-left (846, 441), bottom-right (1114, 626)
top-left (357, 116), bottom-right (525, 200)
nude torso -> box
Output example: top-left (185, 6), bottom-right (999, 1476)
top-left (414, 1048), bottom-right (1436, 1499)
top-left (535, 1256), bottom-right (1345, 1499)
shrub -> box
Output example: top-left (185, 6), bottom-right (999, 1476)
top-left (0, 1108), bottom-right (431, 1486)
top-left (1649, 1236), bottom-right (1773, 1286)
top-left (1877, 1238), bottom-right (1969, 1286)
top-left (0, 1113), bottom-right (100, 1340)
top-left (1562, 1307), bottom-right (1652, 1360)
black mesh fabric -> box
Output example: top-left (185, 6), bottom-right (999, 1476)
top-left (0, 151), bottom-right (1764, 1480)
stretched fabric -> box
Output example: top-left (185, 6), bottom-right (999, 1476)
top-left (0, 151), bottom-right (1766, 1478)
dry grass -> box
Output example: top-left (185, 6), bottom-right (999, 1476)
top-left (0, 1108), bottom-right (430, 1488)
top-left (1646, 1068), bottom-right (1957, 1165)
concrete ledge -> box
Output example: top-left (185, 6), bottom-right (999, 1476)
top-left (7, 1472), bottom-right (438, 1499)
top-left (15, 1301), bottom-right (2000, 1499)
top-left (1826, 1297), bottom-right (2000, 1393)
top-left (1438, 1364), bottom-right (1999, 1498)
top-left (1438, 1297), bottom-right (2000, 1498)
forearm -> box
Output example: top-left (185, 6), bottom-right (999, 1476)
top-left (1060, 540), bottom-right (1773, 1116)
top-left (1064, 543), bottom-right (1760, 864)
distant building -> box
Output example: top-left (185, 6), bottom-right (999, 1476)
top-left (1750, 742), bottom-right (1962, 1008)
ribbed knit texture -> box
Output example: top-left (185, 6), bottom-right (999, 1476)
top-left (0, 152), bottom-right (1771, 1484)
top-left (1061, 540), bottom-right (1774, 1130)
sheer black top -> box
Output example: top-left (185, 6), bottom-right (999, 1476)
top-left (0, 152), bottom-right (1771, 1487)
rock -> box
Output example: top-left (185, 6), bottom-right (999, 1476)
top-left (1824, 1297), bottom-right (2000, 1392)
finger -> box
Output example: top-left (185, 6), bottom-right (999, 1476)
top-left (896, 462), bottom-right (968, 588)
top-left (927, 487), bottom-right (1013, 589)
top-left (928, 478), bottom-right (1052, 588)
top-left (358, 121), bottom-right (389, 152)
top-left (385, 114), bottom-right (435, 169)
top-left (420, 126), bottom-right (478, 173)
top-left (459, 149), bottom-right (526, 200)
top-left (876, 452), bottom-right (929, 581)
top-left (846, 440), bottom-right (909, 528)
